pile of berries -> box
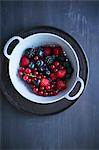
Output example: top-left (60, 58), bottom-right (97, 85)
top-left (18, 45), bottom-right (73, 96)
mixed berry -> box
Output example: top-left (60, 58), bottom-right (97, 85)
top-left (18, 45), bottom-right (73, 96)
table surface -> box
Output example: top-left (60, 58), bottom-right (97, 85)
top-left (0, 1), bottom-right (99, 149)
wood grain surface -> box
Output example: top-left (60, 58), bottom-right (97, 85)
top-left (0, 1), bottom-right (99, 149)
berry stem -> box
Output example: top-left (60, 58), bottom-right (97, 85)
top-left (24, 72), bottom-right (36, 78)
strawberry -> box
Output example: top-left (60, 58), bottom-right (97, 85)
top-left (21, 56), bottom-right (29, 67)
top-left (44, 47), bottom-right (52, 56)
top-left (56, 80), bottom-right (66, 90)
top-left (40, 78), bottom-right (50, 87)
top-left (57, 69), bottom-right (66, 78)
top-left (53, 47), bottom-right (62, 56)
top-left (50, 73), bottom-right (57, 81)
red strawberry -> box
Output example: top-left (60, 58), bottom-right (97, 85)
top-left (40, 78), bottom-right (50, 87)
top-left (50, 73), bottom-right (57, 81)
top-left (56, 80), bottom-right (66, 90)
top-left (21, 56), bottom-right (29, 67)
top-left (57, 69), bottom-right (66, 78)
top-left (44, 47), bottom-right (52, 56)
top-left (53, 47), bottom-right (62, 56)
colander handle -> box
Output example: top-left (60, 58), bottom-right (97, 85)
top-left (65, 77), bottom-right (84, 101)
top-left (3, 36), bottom-right (23, 60)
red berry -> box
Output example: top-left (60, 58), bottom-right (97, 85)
top-left (53, 68), bottom-right (58, 73)
top-left (23, 75), bottom-right (29, 81)
top-left (50, 73), bottom-right (57, 81)
top-left (32, 77), bottom-right (37, 82)
top-left (38, 91), bottom-right (43, 96)
top-left (37, 75), bottom-right (42, 79)
top-left (25, 68), bottom-right (31, 74)
top-left (40, 86), bottom-right (45, 91)
top-left (59, 66), bottom-right (64, 69)
top-left (54, 61), bottom-right (60, 67)
top-left (50, 65), bottom-right (55, 69)
top-left (43, 92), bottom-right (48, 96)
top-left (41, 75), bottom-right (46, 78)
top-left (46, 85), bottom-right (51, 90)
top-left (57, 69), bottom-right (66, 78)
top-left (19, 67), bottom-right (25, 72)
top-left (34, 71), bottom-right (39, 75)
top-left (31, 84), bottom-right (35, 89)
top-left (40, 78), bottom-right (50, 87)
top-left (18, 71), bottom-right (23, 76)
top-left (21, 56), bottom-right (29, 67)
top-left (33, 88), bottom-right (38, 93)
top-left (53, 47), bottom-right (62, 56)
top-left (50, 84), bottom-right (54, 88)
top-left (44, 47), bottom-right (52, 56)
top-left (56, 80), bottom-right (66, 90)
top-left (34, 56), bottom-right (39, 61)
top-left (53, 90), bottom-right (59, 95)
top-left (34, 68), bottom-right (37, 71)
top-left (27, 78), bottom-right (32, 83)
top-left (49, 91), bottom-right (54, 96)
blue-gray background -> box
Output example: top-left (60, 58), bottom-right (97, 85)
top-left (0, 1), bottom-right (99, 149)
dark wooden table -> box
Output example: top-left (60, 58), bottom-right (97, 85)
top-left (0, 1), bottom-right (99, 149)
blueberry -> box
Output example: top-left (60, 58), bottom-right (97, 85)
top-left (29, 62), bottom-right (35, 69)
top-left (36, 60), bottom-right (44, 66)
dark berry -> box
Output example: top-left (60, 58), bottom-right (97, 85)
top-left (36, 60), bottom-right (44, 67)
top-left (29, 62), bottom-right (35, 69)
top-left (63, 61), bottom-right (70, 68)
top-left (45, 56), bottom-right (54, 64)
top-left (59, 54), bottom-right (66, 61)
top-left (66, 74), bottom-right (71, 79)
top-left (67, 67), bottom-right (73, 74)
